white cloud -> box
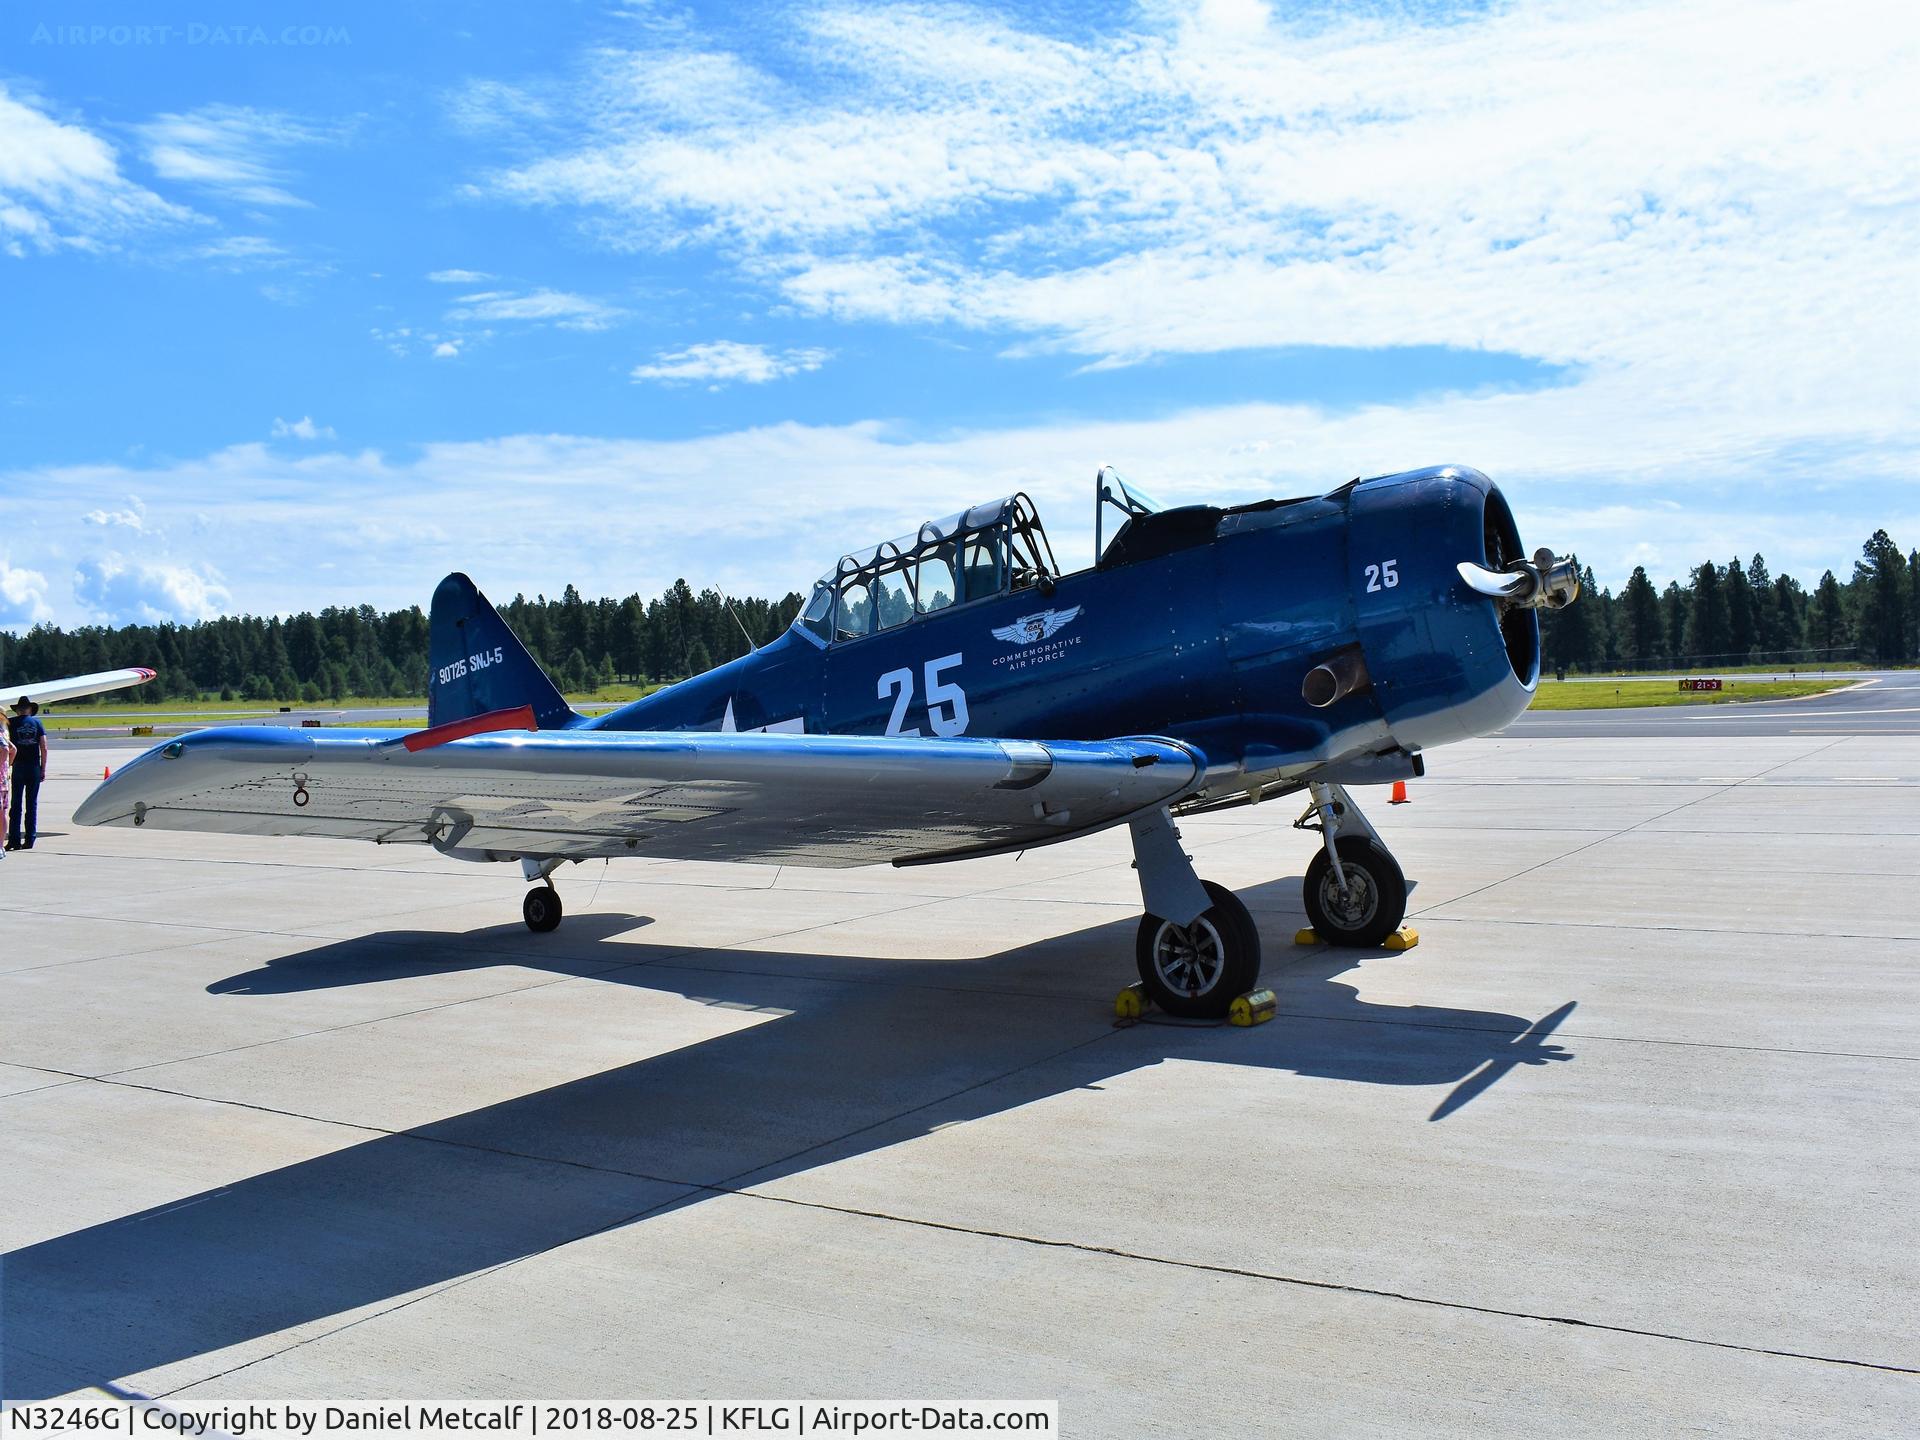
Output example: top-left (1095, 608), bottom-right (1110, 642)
top-left (72, 553), bottom-right (231, 624)
top-left (0, 557), bottom-right (52, 628)
top-left (4, 397), bottom-right (1908, 629)
top-left (427, 268), bottom-right (492, 283)
top-left (371, 325), bottom-right (467, 359)
top-left (631, 340), bottom-right (830, 386)
top-left (447, 287), bottom-right (624, 330)
top-left (134, 105), bottom-right (338, 208)
top-left (370, 325), bottom-right (412, 358)
top-left (473, 0), bottom-right (1920, 486)
top-left (444, 78), bottom-right (553, 136)
top-left (196, 234), bottom-right (289, 264)
top-left (271, 415), bottom-right (336, 441)
top-left (83, 496), bottom-right (150, 532)
top-left (0, 84), bottom-right (189, 256)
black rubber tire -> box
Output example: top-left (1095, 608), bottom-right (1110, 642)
top-left (1135, 880), bottom-right (1263, 1019)
top-left (1302, 837), bottom-right (1406, 948)
top-left (523, 885), bottom-right (563, 933)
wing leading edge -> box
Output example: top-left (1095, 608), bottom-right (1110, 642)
top-left (74, 726), bottom-right (1204, 868)
top-left (5, 667), bottom-right (156, 707)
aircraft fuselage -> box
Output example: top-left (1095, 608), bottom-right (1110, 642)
top-left (592, 465), bottom-right (1541, 801)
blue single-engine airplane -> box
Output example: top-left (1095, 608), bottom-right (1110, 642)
top-left (76, 465), bottom-right (1576, 1017)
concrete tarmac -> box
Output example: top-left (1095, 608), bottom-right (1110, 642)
top-left (2, 735), bottom-right (1917, 1434)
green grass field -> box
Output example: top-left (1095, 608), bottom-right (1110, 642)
top-left (1527, 678), bottom-right (1844, 710)
top-left (1582, 662), bottom-right (1869, 677)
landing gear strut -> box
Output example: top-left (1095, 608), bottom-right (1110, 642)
top-left (1297, 782), bottom-right (1407, 948)
top-left (520, 856), bottom-right (565, 933)
top-left (1129, 809), bottom-right (1261, 1018)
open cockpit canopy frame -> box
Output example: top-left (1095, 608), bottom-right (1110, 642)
top-left (792, 493), bottom-right (1061, 645)
top-left (1094, 465), bottom-right (1166, 563)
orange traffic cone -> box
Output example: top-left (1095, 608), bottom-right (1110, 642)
top-left (103, 765), bottom-right (111, 779)
top-left (1389, 780), bottom-right (1409, 804)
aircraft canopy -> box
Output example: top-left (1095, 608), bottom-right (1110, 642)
top-left (793, 493), bottom-right (1060, 644)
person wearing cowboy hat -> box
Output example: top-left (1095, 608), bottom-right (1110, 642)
top-left (6, 695), bottom-right (47, 851)
top-left (0, 711), bottom-right (12, 859)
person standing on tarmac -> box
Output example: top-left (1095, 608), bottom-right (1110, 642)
top-left (0, 716), bottom-right (13, 859)
top-left (6, 696), bottom-right (47, 851)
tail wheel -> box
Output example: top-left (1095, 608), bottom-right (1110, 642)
top-left (1135, 880), bottom-right (1262, 1019)
top-left (1303, 837), bottom-right (1406, 948)
top-left (522, 885), bottom-right (563, 933)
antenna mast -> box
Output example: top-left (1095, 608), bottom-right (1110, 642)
top-left (719, 590), bottom-right (757, 653)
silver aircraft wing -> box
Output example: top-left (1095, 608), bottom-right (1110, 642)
top-left (73, 726), bottom-right (1204, 868)
top-left (7, 666), bottom-right (157, 707)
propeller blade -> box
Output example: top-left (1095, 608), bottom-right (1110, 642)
top-left (1456, 560), bottom-right (1536, 601)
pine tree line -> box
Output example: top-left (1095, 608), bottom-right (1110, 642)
top-left (0, 581), bottom-right (806, 704)
top-left (4, 527), bottom-right (1915, 700)
top-left (1542, 531), bottom-right (1920, 673)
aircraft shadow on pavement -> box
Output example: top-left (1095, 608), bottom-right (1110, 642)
top-left (1, 880), bottom-right (1574, 1399)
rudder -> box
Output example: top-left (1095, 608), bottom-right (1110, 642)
top-left (428, 573), bottom-right (578, 730)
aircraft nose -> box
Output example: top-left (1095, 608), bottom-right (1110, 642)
top-left (1351, 470), bottom-right (1555, 747)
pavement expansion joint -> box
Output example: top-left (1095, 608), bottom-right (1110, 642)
top-left (731, 1190), bottom-right (1920, 1379)
top-left (1409, 911), bottom-right (1920, 946)
top-left (1266, 1005), bottom-right (1920, 1064)
top-left (86, 944), bottom-right (722, 1082)
top-left (148, 1187), bottom-right (689, 1404)
top-left (0, 905), bottom-right (323, 946)
top-left (1413, 736), bottom-right (1851, 916)
top-left (86, 886), bottom-right (1077, 1086)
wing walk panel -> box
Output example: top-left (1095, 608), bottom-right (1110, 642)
top-left (74, 727), bottom-right (1203, 868)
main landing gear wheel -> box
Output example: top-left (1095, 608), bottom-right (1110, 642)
top-left (522, 885), bottom-right (563, 933)
top-left (1135, 880), bottom-right (1262, 1019)
top-left (1303, 837), bottom-right (1406, 949)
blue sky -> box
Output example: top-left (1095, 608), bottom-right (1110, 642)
top-left (1, 0), bottom-right (1914, 627)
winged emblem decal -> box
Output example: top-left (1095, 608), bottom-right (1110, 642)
top-left (992, 606), bottom-right (1082, 646)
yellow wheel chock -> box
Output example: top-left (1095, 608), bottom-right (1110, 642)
top-left (1115, 982), bottom-right (1278, 1025)
top-left (1294, 926), bottom-right (1419, 950)
top-left (1228, 988), bottom-right (1277, 1027)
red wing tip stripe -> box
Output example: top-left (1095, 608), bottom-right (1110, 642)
top-left (403, 704), bottom-right (538, 752)
top-left (137, 668), bottom-right (156, 680)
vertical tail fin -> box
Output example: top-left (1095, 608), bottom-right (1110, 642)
top-left (428, 573), bottom-right (578, 730)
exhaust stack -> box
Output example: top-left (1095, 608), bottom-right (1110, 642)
top-left (1303, 648), bottom-right (1370, 709)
